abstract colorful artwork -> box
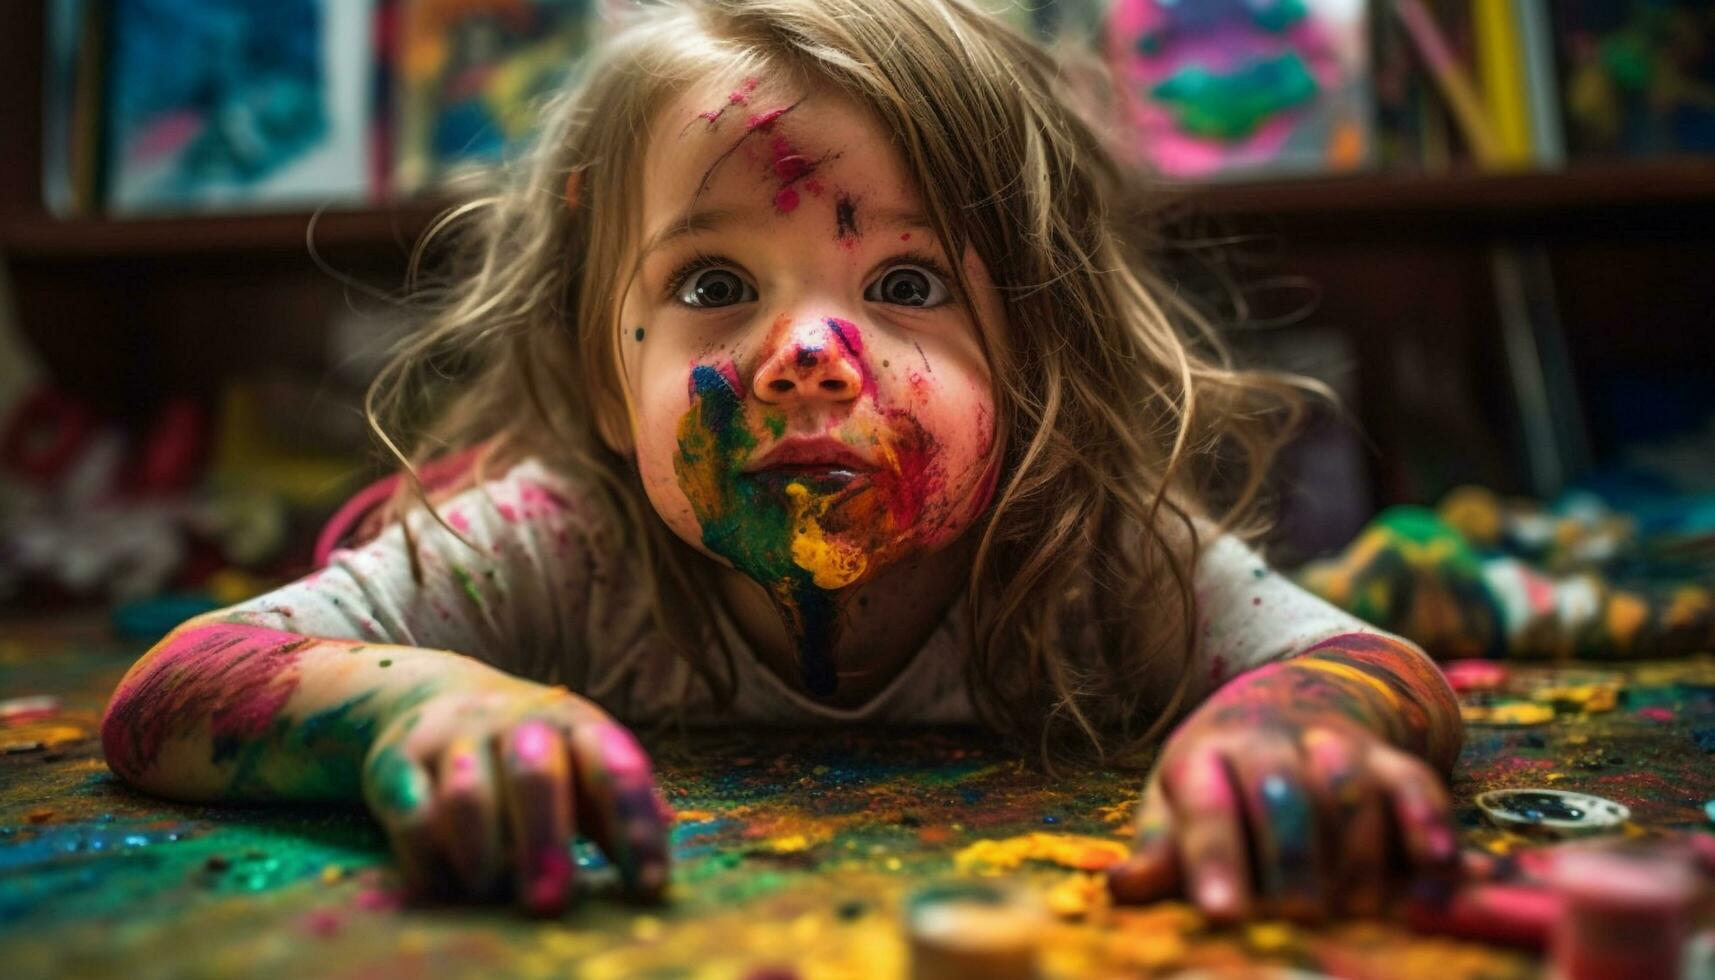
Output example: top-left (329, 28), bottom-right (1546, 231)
top-left (1105, 0), bottom-right (1373, 180)
top-left (104, 0), bottom-right (374, 213)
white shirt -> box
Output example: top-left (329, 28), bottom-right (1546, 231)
top-left (223, 459), bottom-right (1380, 725)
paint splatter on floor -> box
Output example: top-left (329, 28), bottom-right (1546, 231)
top-left (4, 630), bottom-right (1712, 977)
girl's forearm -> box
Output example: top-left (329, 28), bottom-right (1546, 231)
top-left (1201, 633), bottom-right (1463, 772)
top-left (100, 619), bottom-right (530, 803)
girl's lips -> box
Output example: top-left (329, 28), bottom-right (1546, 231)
top-left (744, 437), bottom-right (877, 474)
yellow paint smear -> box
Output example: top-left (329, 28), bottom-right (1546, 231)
top-left (785, 483), bottom-right (867, 589)
top-left (954, 833), bottom-right (1129, 874)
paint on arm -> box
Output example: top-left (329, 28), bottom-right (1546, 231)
top-left (98, 619), bottom-right (526, 803)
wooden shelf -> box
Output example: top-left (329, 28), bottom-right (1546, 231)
top-left (1180, 158), bottom-right (1715, 216)
top-left (4, 160), bottom-right (1715, 259)
top-left (0, 201), bottom-right (447, 259)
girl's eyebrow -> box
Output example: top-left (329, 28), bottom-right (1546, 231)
top-left (639, 206), bottom-right (747, 261)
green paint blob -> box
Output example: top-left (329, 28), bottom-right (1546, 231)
top-left (452, 565), bottom-right (485, 607)
top-left (367, 747), bottom-right (426, 814)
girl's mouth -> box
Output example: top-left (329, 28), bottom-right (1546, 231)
top-left (743, 437), bottom-right (877, 475)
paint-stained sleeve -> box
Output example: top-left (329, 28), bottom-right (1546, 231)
top-left (218, 460), bottom-right (604, 690)
top-left (1192, 531), bottom-right (1393, 693)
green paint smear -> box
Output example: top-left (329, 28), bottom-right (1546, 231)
top-left (452, 565), bottom-right (485, 607)
top-left (675, 365), bottom-right (843, 694)
top-left (366, 747), bottom-right (426, 815)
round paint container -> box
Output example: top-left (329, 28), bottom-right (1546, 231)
top-left (906, 882), bottom-right (1042, 980)
top-left (1474, 789), bottom-right (1629, 837)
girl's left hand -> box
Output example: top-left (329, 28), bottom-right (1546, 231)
top-left (1106, 713), bottom-right (1458, 922)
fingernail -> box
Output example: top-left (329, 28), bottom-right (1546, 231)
top-left (511, 721), bottom-right (554, 767)
top-left (1198, 872), bottom-right (1233, 914)
top-left (522, 848), bottom-right (574, 916)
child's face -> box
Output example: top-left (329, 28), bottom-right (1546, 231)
top-left (617, 76), bottom-right (1002, 646)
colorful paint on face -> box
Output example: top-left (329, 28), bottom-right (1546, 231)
top-left (834, 193), bottom-right (860, 246)
top-left (101, 624), bottom-right (311, 781)
top-left (673, 323), bottom-right (951, 696)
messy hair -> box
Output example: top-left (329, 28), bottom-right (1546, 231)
top-left (367, 0), bottom-right (1319, 765)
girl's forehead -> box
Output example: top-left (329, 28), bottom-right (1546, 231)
top-left (641, 79), bottom-right (924, 227)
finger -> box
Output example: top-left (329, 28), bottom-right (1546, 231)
top-left (500, 720), bottom-right (576, 915)
top-left (1107, 779), bottom-right (1180, 904)
top-left (364, 745), bottom-right (447, 900)
top-left (1234, 737), bottom-right (1324, 921)
top-left (569, 722), bottom-right (671, 901)
top-left (1302, 728), bottom-right (1386, 917)
top-left (434, 734), bottom-right (504, 899)
top-left (1165, 746), bottom-right (1251, 921)
top-left (1370, 744), bottom-right (1458, 874)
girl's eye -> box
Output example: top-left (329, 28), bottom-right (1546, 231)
top-left (676, 268), bottom-right (756, 308)
top-left (866, 265), bottom-right (950, 308)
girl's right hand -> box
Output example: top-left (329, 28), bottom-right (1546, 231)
top-left (360, 682), bottom-right (671, 915)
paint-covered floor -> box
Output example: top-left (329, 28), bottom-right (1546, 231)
top-left (3, 618), bottom-right (1713, 979)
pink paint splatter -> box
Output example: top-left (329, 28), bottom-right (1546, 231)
top-left (824, 318), bottom-right (878, 399)
top-left (518, 481), bottom-right (572, 514)
top-left (774, 186), bottom-right (800, 213)
top-left (746, 106), bottom-right (791, 131)
top-left (496, 502), bottom-right (519, 523)
top-left (900, 232), bottom-right (912, 242)
top-left (1638, 706), bottom-right (1676, 723)
top-left (101, 624), bottom-right (311, 780)
top-left (446, 508), bottom-right (471, 534)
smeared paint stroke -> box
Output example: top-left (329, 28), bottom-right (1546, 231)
top-left (673, 330), bottom-right (951, 697)
top-left (693, 76), bottom-right (760, 128)
top-left (101, 624), bottom-right (312, 781)
top-left (834, 193), bottom-right (860, 246)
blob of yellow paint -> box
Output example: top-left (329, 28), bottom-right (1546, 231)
top-left (785, 482), bottom-right (867, 589)
top-left (1461, 701), bottom-right (1554, 726)
top-left (953, 833), bottom-right (1130, 874)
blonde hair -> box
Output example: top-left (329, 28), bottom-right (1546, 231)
top-left (368, 0), bottom-right (1319, 765)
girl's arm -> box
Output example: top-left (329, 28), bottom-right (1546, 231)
top-left (99, 461), bottom-right (669, 912)
top-left (1110, 532), bottom-right (1462, 921)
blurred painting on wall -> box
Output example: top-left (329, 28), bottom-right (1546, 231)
top-left (1105, 0), bottom-right (1374, 180)
top-left (393, 0), bottom-right (595, 193)
top-left (104, 0), bottom-right (375, 214)
top-left (1557, 0), bottom-right (1715, 157)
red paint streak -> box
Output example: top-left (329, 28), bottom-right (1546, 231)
top-left (774, 186), bottom-right (800, 213)
top-left (823, 318), bottom-right (877, 400)
top-left (745, 106), bottom-right (791, 131)
top-left (1638, 706), bottom-right (1675, 723)
top-left (518, 481), bottom-right (572, 514)
top-left (1209, 654), bottom-right (1229, 687)
top-left (771, 137), bottom-right (810, 182)
top-left (101, 624), bottom-right (311, 780)
top-left (873, 407), bottom-right (938, 531)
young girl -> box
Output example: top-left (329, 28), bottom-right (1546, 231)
top-left (102, 0), bottom-right (1462, 923)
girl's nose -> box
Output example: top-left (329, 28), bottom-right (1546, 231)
top-left (752, 320), bottom-right (865, 405)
